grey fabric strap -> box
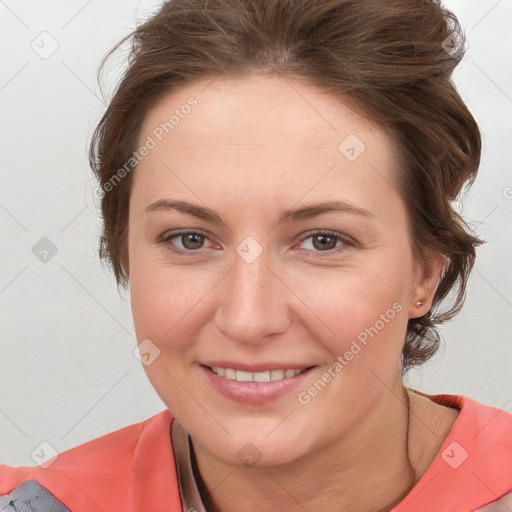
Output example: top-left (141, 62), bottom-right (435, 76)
top-left (171, 420), bottom-right (208, 512)
top-left (0, 480), bottom-right (69, 512)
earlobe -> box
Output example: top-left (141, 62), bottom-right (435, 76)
top-left (408, 251), bottom-right (446, 318)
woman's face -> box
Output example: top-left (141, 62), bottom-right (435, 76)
top-left (127, 74), bottom-right (440, 466)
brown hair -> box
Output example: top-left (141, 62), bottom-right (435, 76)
top-left (89, 0), bottom-right (482, 372)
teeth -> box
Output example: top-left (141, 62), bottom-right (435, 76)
top-left (224, 368), bottom-right (236, 380)
top-left (253, 371), bottom-right (270, 382)
top-left (270, 369), bottom-right (284, 381)
top-left (210, 366), bottom-right (305, 382)
top-left (235, 370), bottom-right (253, 382)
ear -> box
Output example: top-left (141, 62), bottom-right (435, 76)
top-left (408, 250), bottom-right (445, 319)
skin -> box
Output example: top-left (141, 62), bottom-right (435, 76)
top-left (127, 74), bottom-right (459, 512)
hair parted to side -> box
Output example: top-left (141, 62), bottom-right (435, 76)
top-left (89, 0), bottom-right (482, 372)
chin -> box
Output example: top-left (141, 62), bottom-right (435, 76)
top-left (206, 440), bottom-right (306, 469)
top-left (190, 419), bottom-right (317, 469)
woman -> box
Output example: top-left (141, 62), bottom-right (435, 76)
top-left (1, 0), bottom-right (511, 510)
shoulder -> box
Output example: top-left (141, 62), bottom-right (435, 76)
top-left (420, 391), bottom-right (512, 476)
top-left (0, 409), bottom-right (182, 512)
top-left (395, 391), bottom-right (512, 512)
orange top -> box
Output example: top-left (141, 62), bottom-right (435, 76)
top-left (1, 393), bottom-right (511, 511)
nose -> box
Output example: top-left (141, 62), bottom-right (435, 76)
top-left (214, 245), bottom-right (292, 346)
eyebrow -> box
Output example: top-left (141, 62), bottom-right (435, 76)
top-left (145, 199), bottom-right (374, 225)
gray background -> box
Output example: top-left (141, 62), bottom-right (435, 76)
top-left (1, 0), bottom-right (511, 467)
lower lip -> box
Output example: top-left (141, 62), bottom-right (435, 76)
top-left (201, 365), bottom-right (315, 405)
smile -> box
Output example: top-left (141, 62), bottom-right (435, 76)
top-left (209, 366), bottom-right (306, 382)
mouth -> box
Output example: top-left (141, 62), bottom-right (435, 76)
top-left (206, 365), bottom-right (310, 382)
top-left (200, 363), bottom-right (316, 404)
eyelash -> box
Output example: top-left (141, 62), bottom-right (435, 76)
top-left (156, 229), bottom-right (352, 258)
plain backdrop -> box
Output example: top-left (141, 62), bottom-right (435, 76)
top-left (0, 0), bottom-right (511, 467)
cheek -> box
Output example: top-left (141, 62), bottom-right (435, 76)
top-left (128, 258), bottom-right (212, 412)
top-left (294, 261), bottom-right (411, 352)
top-left (129, 248), bottom-right (221, 358)
top-left (291, 266), bottom-right (410, 427)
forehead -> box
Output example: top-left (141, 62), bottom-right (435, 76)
top-left (132, 74), bottom-right (402, 216)
top-left (139, 74), bottom-right (391, 150)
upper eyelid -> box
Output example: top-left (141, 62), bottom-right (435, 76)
top-left (297, 230), bottom-right (352, 243)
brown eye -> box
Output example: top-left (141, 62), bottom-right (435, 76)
top-left (180, 233), bottom-right (205, 250)
top-left (298, 231), bottom-right (346, 253)
top-left (311, 234), bottom-right (338, 251)
top-left (158, 230), bottom-right (214, 255)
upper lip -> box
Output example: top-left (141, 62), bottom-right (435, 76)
top-left (201, 361), bottom-right (314, 372)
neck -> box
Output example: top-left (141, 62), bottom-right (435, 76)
top-left (191, 382), bottom-right (420, 512)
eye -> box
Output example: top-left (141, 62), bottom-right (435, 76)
top-left (156, 229), bottom-right (352, 257)
top-left (296, 231), bottom-right (351, 257)
top-left (157, 230), bottom-right (215, 255)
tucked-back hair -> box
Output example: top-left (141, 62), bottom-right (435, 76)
top-left (89, 0), bottom-right (482, 372)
